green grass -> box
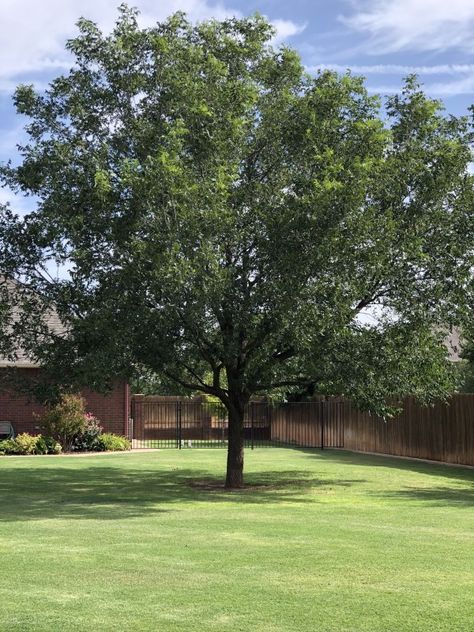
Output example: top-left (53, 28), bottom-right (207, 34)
top-left (0, 448), bottom-right (473, 632)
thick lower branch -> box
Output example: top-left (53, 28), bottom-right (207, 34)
top-left (161, 368), bottom-right (228, 402)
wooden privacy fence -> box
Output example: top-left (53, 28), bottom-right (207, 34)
top-left (339, 395), bottom-right (474, 466)
top-left (275, 395), bottom-right (474, 466)
top-left (270, 401), bottom-right (344, 448)
top-left (129, 394), bottom-right (474, 465)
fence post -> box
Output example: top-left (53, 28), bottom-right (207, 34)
top-left (176, 401), bottom-right (183, 449)
top-left (251, 402), bottom-right (254, 450)
top-left (131, 395), bottom-right (144, 445)
top-left (321, 400), bottom-right (324, 450)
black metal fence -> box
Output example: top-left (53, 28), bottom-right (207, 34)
top-left (129, 397), bottom-right (344, 450)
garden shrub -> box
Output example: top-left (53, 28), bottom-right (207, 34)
top-left (35, 435), bottom-right (62, 455)
top-left (0, 393), bottom-right (126, 455)
top-left (97, 433), bottom-right (131, 452)
top-left (0, 433), bottom-right (62, 455)
top-left (14, 433), bottom-right (39, 455)
top-left (71, 413), bottom-right (103, 452)
top-left (0, 438), bottom-right (22, 455)
top-left (39, 394), bottom-right (87, 451)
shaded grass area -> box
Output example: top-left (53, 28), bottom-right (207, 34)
top-left (0, 448), bottom-right (473, 631)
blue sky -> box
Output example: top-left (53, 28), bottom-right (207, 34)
top-left (1, 0), bottom-right (474, 212)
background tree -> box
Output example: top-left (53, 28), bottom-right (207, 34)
top-left (1, 6), bottom-right (473, 487)
top-left (457, 327), bottom-right (474, 392)
top-left (131, 368), bottom-right (193, 397)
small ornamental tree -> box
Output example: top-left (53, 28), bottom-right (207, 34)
top-left (39, 394), bottom-right (87, 451)
top-left (1, 7), bottom-right (474, 486)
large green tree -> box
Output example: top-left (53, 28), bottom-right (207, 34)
top-left (1, 7), bottom-right (474, 486)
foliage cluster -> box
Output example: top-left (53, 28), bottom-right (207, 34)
top-left (39, 393), bottom-right (89, 451)
top-left (71, 412), bottom-right (103, 451)
top-left (97, 433), bottom-right (131, 451)
top-left (37, 393), bottom-right (130, 452)
top-left (0, 433), bottom-right (61, 455)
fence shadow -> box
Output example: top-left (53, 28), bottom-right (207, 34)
top-left (294, 447), bottom-right (473, 479)
top-left (0, 463), bottom-right (365, 523)
top-left (375, 485), bottom-right (474, 508)
top-left (275, 448), bottom-right (474, 508)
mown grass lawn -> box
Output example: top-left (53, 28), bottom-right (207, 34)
top-left (0, 448), bottom-right (472, 632)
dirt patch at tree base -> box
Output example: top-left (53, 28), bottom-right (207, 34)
top-left (187, 479), bottom-right (277, 492)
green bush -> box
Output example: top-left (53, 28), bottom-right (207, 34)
top-left (0, 438), bottom-right (22, 455)
top-left (33, 435), bottom-right (49, 455)
top-left (71, 414), bottom-right (103, 452)
top-left (39, 394), bottom-right (87, 451)
top-left (14, 433), bottom-right (39, 455)
top-left (0, 431), bottom-right (130, 455)
top-left (97, 433), bottom-right (131, 452)
top-left (0, 434), bottom-right (62, 455)
top-left (35, 435), bottom-right (62, 455)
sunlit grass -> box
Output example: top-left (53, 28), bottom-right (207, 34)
top-left (0, 448), bottom-right (472, 631)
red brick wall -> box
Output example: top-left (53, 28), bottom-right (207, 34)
top-left (0, 368), bottom-right (129, 437)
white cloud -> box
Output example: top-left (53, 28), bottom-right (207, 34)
top-left (0, 1), bottom-right (238, 82)
top-left (364, 78), bottom-right (474, 97)
top-left (0, 1), bottom-right (303, 88)
top-left (270, 19), bottom-right (307, 45)
top-left (427, 75), bottom-right (474, 95)
top-left (307, 62), bottom-right (474, 96)
top-left (341, 0), bottom-right (474, 53)
top-left (364, 84), bottom-right (406, 94)
top-left (309, 63), bottom-right (474, 76)
top-left (309, 63), bottom-right (474, 95)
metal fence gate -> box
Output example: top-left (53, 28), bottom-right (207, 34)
top-left (129, 397), bottom-right (345, 450)
top-left (130, 398), bottom-right (272, 448)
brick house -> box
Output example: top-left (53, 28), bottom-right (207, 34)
top-left (0, 366), bottom-right (130, 437)
top-left (0, 283), bottom-right (130, 436)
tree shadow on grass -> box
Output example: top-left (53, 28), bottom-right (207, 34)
top-left (294, 448), bottom-right (474, 483)
top-left (290, 448), bottom-right (474, 507)
top-left (374, 485), bottom-right (474, 508)
top-left (0, 464), bottom-right (366, 522)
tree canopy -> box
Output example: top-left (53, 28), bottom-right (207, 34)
top-left (1, 6), bottom-right (474, 486)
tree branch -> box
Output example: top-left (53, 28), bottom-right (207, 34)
top-left (162, 368), bottom-right (228, 402)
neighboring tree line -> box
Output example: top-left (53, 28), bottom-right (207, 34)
top-left (1, 6), bottom-right (474, 486)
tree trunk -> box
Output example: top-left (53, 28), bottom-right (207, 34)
top-left (225, 398), bottom-right (246, 488)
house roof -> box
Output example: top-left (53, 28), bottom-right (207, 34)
top-left (0, 278), bottom-right (65, 368)
top-left (444, 326), bottom-right (463, 362)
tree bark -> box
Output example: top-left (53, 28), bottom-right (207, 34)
top-left (225, 396), bottom-right (246, 488)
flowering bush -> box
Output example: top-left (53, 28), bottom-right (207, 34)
top-left (71, 413), bottom-right (103, 452)
top-left (11, 393), bottom-right (130, 454)
top-left (39, 394), bottom-right (88, 451)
